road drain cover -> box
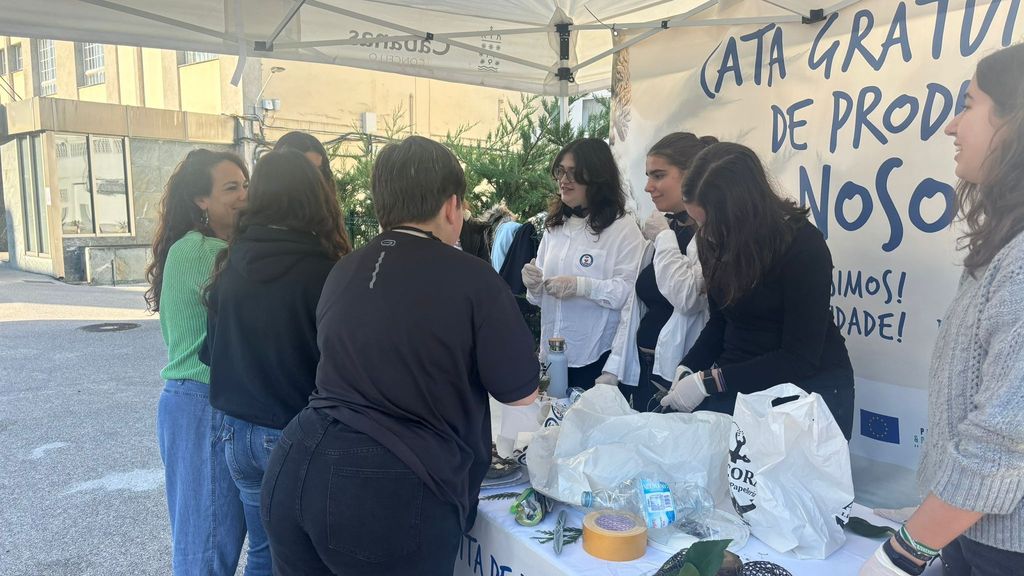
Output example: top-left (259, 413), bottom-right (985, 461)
top-left (79, 323), bottom-right (141, 333)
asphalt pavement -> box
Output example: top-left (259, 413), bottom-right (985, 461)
top-left (0, 262), bottom-right (248, 575)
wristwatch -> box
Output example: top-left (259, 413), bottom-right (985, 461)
top-left (883, 538), bottom-right (927, 575)
top-left (700, 370), bottom-right (717, 394)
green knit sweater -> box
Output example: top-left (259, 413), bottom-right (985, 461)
top-left (159, 230), bottom-right (227, 383)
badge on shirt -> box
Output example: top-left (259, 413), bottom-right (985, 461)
top-left (579, 254), bottom-right (594, 268)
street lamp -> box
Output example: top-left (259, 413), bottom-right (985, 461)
top-left (254, 65), bottom-right (285, 115)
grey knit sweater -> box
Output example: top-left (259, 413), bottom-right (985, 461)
top-left (918, 232), bottom-right (1024, 552)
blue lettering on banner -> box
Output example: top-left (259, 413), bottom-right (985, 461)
top-left (826, 81), bottom-right (969, 153)
top-left (959, 0), bottom-right (1013, 56)
top-left (701, 0), bottom-right (1020, 98)
top-left (832, 269), bottom-right (908, 305)
top-left (831, 304), bottom-right (907, 342)
top-left (799, 160), bottom-right (955, 253)
top-left (458, 533), bottom-right (527, 576)
top-left (771, 98), bottom-right (813, 152)
top-left (860, 409), bottom-right (902, 444)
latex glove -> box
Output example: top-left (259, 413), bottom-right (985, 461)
top-left (642, 212), bottom-right (670, 242)
top-left (660, 365), bottom-right (708, 413)
top-left (859, 544), bottom-right (918, 576)
top-left (544, 276), bottom-right (592, 299)
top-left (594, 372), bottom-right (619, 386)
top-left (522, 259), bottom-right (544, 292)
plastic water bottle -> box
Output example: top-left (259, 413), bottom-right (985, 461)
top-left (546, 337), bottom-right (569, 398)
top-left (579, 478), bottom-right (714, 530)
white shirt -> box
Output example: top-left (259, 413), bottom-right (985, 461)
top-left (527, 214), bottom-right (645, 367)
top-left (604, 229), bottom-right (709, 385)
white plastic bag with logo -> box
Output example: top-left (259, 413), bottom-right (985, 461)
top-left (728, 384), bottom-right (854, 559)
top-left (527, 386), bottom-right (733, 516)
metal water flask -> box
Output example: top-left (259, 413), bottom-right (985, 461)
top-left (547, 337), bottom-right (569, 398)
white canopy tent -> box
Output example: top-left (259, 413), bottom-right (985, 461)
top-left (0, 0), bottom-right (862, 120)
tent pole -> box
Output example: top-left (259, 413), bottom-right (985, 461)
top-left (559, 83), bottom-right (568, 125)
top-left (556, 22), bottom-right (571, 126)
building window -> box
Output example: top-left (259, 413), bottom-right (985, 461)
top-left (0, 49), bottom-right (6, 75)
top-left (56, 134), bottom-right (132, 236)
top-left (18, 135), bottom-right (49, 254)
top-left (76, 42), bottom-right (106, 87)
top-left (177, 51), bottom-right (218, 66)
top-left (37, 40), bottom-right (56, 96)
top-left (9, 43), bottom-right (22, 72)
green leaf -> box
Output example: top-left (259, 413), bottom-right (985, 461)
top-left (676, 563), bottom-right (701, 576)
top-left (845, 516), bottom-right (897, 539)
top-left (682, 539), bottom-right (732, 576)
top-left (481, 492), bottom-right (521, 501)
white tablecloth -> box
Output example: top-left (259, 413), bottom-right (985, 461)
top-left (455, 481), bottom-right (941, 576)
top-left (476, 399), bottom-right (940, 576)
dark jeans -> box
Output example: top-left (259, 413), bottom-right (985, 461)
top-left (618, 347), bottom-right (670, 413)
top-left (567, 349), bottom-right (612, 391)
top-left (942, 535), bottom-right (1024, 576)
top-left (695, 368), bottom-right (856, 440)
top-left (261, 408), bottom-right (462, 576)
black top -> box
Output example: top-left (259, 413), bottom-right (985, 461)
top-left (635, 262), bottom-right (672, 349)
top-left (636, 215), bottom-right (696, 349)
top-left (498, 222), bottom-right (542, 315)
top-left (682, 220), bottom-right (852, 395)
top-left (308, 230), bottom-right (539, 530)
top-left (203, 226), bottom-right (336, 430)
top-left (459, 219), bottom-right (492, 263)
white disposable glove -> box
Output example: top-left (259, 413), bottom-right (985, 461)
top-left (858, 543), bottom-right (920, 576)
top-left (594, 372), bottom-right (619, 386)
top-left (659, 365), bottom-right (708, 413)
top-left (642, 212), bottom-right (670, 242)
top-left (521, 259), bottom-right (544, 292)
top-left (544, 276), bottom-right (592, 299)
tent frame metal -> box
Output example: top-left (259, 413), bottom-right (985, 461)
top-left (78, 0), bottom-right (863, 117)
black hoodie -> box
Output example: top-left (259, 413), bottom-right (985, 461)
top-left (202, 225), bottom-right (337, 429)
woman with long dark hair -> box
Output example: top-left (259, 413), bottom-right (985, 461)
top-left (859, 43), bottom-right (1024, 576)
top-left (273, 131), bottom-right (335, 193)
top-left (201, 150), bottom-right (349, 574)
top-left (603, 133), bottom-right (715, 411)
top-left (659, 142), bottom-right (856, 439)
top-left (521, 138), bottom-right (644, 390)
top-left (145, 149), bottom-right (249, 575)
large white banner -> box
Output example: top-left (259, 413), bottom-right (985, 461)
top-left (611, 0), bottom-right (1024, 507)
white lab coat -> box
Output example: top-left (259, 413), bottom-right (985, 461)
top-left (527, 215), bottom-right (645, 367)
top-left (603, 228), bottom-right (709, 386)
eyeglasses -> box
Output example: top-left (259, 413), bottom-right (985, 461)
top-left (552, 166), bottom-right (578, 183)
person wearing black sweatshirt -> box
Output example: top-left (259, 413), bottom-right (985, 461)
top-left (659, 142), bottom-right (855, 439)
top-left (201, 150), bottom-right (350, 575)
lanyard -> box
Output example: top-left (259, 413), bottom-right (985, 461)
top-left (391, 225), bottom-right (443, 243)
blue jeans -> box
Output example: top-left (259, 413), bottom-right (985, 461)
top-left (157, 379), bottom-right (245, 576)
top-left (222, 415), bottom-right (281, 576)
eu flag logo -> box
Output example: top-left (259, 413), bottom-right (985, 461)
top-left (860, 409), bottom-right (901, 444)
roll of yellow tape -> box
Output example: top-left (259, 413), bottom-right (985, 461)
top-left (582, 510), bottom-right (648, 562)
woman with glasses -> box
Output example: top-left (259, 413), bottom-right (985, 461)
top-left (521, 138), bottom-right (644, 391)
